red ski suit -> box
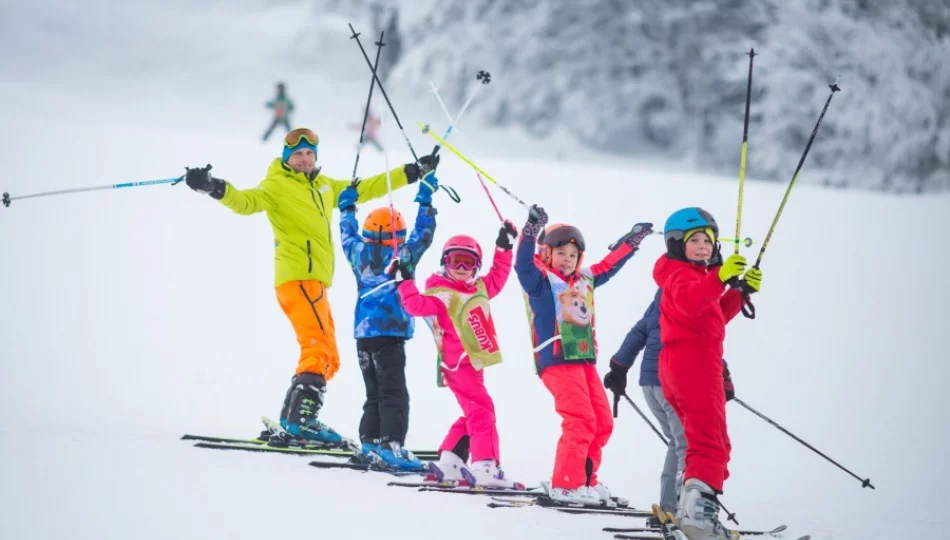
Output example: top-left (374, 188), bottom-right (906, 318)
top-left (653, 255), bottom-right (743, 493)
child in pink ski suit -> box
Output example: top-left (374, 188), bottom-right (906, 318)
top-left (389, 221), bottom-right (519, 488)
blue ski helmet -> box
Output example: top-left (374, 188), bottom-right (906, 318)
top-left (664, 207), bottom-right (721, 264)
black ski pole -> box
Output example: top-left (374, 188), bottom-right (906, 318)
top-left (621, 393), bottom-right (669, 446)
top-left (622, 393), bottom-right (740, 524)
top-left (741, 79), bottom-right (841, 319)
top-left (348, 23), bottom-right (420, 164)
top-left (732, 397), bottom-right (874, 489)
top-left (349, 30), bottom-right (385, 184)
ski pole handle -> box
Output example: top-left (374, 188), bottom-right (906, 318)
top-left (612, 393), bottom-right (620, 418)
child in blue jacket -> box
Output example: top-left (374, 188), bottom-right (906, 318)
top-left (604, 287), bottom-right (735, 521)
top-left (338, 172), bottom-right (439, 470)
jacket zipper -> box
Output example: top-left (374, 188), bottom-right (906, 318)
top-left (306, 240), bottom-right (312, 273)
top-left (308, 179), bottom-right (334, 273)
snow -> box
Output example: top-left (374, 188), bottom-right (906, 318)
top-left (1, 3), bottom-right (948, 539)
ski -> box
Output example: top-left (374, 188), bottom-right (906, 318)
top-left (193, 441), bottom-right (355, 456)
top-left (307, 459), bottom-right (428, 477)
top-left (607, 524), bottom-right (787, 537)
top-left (486, 496), bottom-right (649, 516)
top-left (417, 484), bottom-right (533, 495)
top-left (387, 479), bottom-right (471, 488)
top-left (181, 434), bottom-right (269, 445)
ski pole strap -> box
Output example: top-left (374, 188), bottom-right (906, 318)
top-left (739, 281), bottom-right (756, 319)
top-left (440, 184), bottom-right (461, 203)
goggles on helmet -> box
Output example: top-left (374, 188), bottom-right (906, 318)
top-left (444, 250), bottom-right (480, 271)
top-left (541, 225), bottom-right (586, 252)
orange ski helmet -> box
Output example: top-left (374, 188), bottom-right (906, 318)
top-left (362, 207), bottom-right (407, 247)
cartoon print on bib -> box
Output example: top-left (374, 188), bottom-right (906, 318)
top-left (549, 273), bottom-right (595, 360)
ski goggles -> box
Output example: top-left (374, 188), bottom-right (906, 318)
top-left (444, 250), bottom-right (480, 271)
top-left (284, 128), bottom-right (319, 148)
top-left (541, 225), bottom-right (586, 252)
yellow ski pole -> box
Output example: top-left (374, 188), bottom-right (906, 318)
top-left (418, 122), bottom-right (531, 210)
top-left (735, 46), bottom-right (756, 255)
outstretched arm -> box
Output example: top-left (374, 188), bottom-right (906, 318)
top-left (218, 178), bottom-right (278, 215)
top-left (589, 243), bottom-right (635, 288)
top-left (339, 207), bottom-right (364, 267)
top-left (327, 166), bottom-right (411, 205)
top-left (482, 246), bottom-right (514, 299)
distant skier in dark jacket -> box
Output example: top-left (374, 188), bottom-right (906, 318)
top-left (262, 82), bottom-right (295, 142)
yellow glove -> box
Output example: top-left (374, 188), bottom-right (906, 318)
top-left (742, 266), bottom-right (762, 293)
top-left (718, 254), bottom-right (747, 284)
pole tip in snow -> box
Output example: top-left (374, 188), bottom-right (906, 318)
top-left (2, 192), bottom-right (10, 207)
top-left (477, 70), bottom-right (491, 84)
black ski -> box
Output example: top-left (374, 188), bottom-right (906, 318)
top-left (192, 441), bottom-right (355, 456)
top-left (307, 459), bottom-right (428, 477)
top-left (417, 485), bottom-right (537, 496)
top-left (486, 496), bottom-right (648, 517)
top-left (607, 524), bottom-right (788, 537)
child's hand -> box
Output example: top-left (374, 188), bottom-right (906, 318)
top-left (740, 266), bottom-right (762, 294)
top-left (718, 254), bottom-right (747, 284)
top-left (723, 364), bottom-right (736, 401)
top-left (609, 222), bottom-right (654, 251)
top-left (495, 220), bottom-right (518, 250)
top-left (414, 171), bottom-right (439, 205)
top-left (338, 185), bottom-right (358, 212)
top-left (523, 204), bottom-right (548, 237)
top-left (386, 259), bottom-right (413, 282)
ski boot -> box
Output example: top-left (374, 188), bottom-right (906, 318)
top-left (469, 459), bottom-right (521, 489)
top-left (590, 481), bottom-right (624, 508)
top-left (372, 439), bottom-right (426, 472)
top-left (427, 450), bottom-right (475, 485)
top-left (281, 373), bottom-right (343, 446)
top-left (676, 479), bottom-right (738, 540)
top-left (542, 481), bottom-right (603, 506)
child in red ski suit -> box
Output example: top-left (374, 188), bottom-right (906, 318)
top-left (390, 221), bottom-right (519, 488)
top-left (654, 207), bottom-right (761, 540)
top-left (514, 204), bottom-right (653, 506)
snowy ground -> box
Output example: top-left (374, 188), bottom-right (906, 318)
top-left (1, 3), bottom-right (948, 539)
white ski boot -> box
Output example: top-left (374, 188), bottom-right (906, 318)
top-left (676, 478), bottom-right (738, 540)
top-left (469, 460), bottom-right (520, 489)
top-left (590, 481), bottom-right (624, 508)
top-left (426, 451), bottom-right (474, 485)
top-left (542, 481), bottom-right (603, 506)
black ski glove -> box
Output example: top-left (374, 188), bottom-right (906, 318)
top-left (185, 164), bottom-right (226, 200)
top-left (386, 259), bottom-right (414, 282)
top-left (495, 220), bottom-right (517, 250)
top-left (404, 154), bottom-right (440, 184)
top-left (603, 360), bottom-right (630, 396)
top-left (723, 364), bottom-right (735, 402)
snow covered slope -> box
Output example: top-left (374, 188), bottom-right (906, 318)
top-left (1, 3), bottom-right (948, 539)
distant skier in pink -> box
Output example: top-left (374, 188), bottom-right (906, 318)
top-left (348, 107), bottom-right (384, 152)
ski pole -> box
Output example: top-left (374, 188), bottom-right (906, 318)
top-left (348, 23), bottom-right (460, 204)
top-left (734, 45), bottom-right (756, 256)
top-left (429, 70), bottom-right (491, 158)
top-left (350, 30), bottom-right (385, 183)
top-left (742, 79), bottom-right (841, 319)
top-left (3, 176), bottom-right (184, 208)
top-left (620, 393), bottom-right (669, 446)
top-left (381, 111), bottom-right (400, 262)
top-left (622, 393), bottom-right (740, 524)
top-left (732, 397), bottom-right (874, 489)
top-left (650, 232), bottom-right (755, 248)
top-left (349, 23), bottom-right (419, 164)
top-left (429, 80), bottom-right (504, 222)
top-left (418, 123), bottom-right (531, 210)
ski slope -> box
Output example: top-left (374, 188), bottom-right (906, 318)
top-left (1, 3), bottom-right (948, 539)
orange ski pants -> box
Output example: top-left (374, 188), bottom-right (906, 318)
top-left (275, 280), bottom-right (340, 381)
top-left (541, 363), bottom-right (614, 490)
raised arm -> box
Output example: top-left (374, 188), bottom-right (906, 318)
top-left (515, 205), bottom-right (549, 297)
top-left (399, 203), bottom-right (438, 270)
top-left (337, 185), bottom-right (363, 266)
top-left (590, 222), bottom-right (654, 288)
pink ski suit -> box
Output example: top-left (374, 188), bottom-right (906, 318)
top-left (397, 246), bottom-right (513, 463)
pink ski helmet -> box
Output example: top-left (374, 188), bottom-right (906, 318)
top-left (440, 234), bottom-right (483, 270)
